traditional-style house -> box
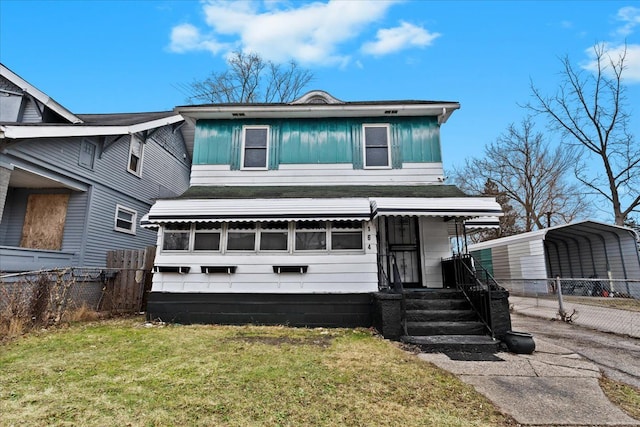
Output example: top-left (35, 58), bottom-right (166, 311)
top-left (143, 90), bottom-right (508, 350)
top-left (0, 64), bottom-right (191, 272)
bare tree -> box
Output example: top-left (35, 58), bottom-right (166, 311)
top-left (180, 51), bottom-right (313, 104)
top-left (453, 117), bottom-right (589, 232)
top-left (528, 43), bottom-right (639, 225)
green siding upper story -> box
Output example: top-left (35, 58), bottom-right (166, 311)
top-left (193, 116), bottom-right (441, 168)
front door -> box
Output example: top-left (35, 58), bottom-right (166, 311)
top-left (386, 217), bottom-right (422, 287)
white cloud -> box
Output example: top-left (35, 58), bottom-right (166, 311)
top-left (583, 43), bottom-right (640, 84)
top-left (615, 6), bottom-right (640, 36)
top-left (167, 1), bottom-right (438, 66)
top-left (168, 23), bottom-right (227, 54)
top-left (361, 21), bottom-right (440, 56)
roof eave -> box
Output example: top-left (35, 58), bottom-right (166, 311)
top-left (175, 102), bottom-right (461, 121)
top-left (0, 114), bottom-right (184, 139)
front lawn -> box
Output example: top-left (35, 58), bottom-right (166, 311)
top-left (0, 318), bottom-right (514, 426)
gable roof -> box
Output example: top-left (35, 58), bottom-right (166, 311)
top-left (0, 63), bottom-right (185, 140)
top-left (1, 63), bottom-right (81, 124)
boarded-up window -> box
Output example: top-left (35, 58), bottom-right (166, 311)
top-left (20, 193), bottom-right (70, 250)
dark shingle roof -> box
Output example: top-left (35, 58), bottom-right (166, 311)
top-left (176, 185), bottom-right (469, 200)
top-left (76, 111), bottom-right (177, 126)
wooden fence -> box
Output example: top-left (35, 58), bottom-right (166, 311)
top-left (102, 246), bottom-right (155, 313)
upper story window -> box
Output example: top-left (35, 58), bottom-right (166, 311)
top-left (363, 124), bottom-right (391, 168)
top-left (114, 205), bottom-right (137, 235)
top-left (79, 139), bottom-right (96, 169)
top-left (128, 135), bottom-right (144, 176)
top-left (242, 126), bottom-right (269, 169)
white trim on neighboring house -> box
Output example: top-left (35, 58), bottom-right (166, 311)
top-left (362, 124), bottom-right (391, 169)
top-left (0, 63), bottom-right (82, 124)
top-left (240, 125), bottom-right (269, 170)
top-left (114, 204), bottom-right (137, 235)
top-left (0, 114), bottom-right (184, 139)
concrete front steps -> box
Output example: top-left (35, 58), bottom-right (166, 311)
top-left (400, 289), bottom-right (500, 353)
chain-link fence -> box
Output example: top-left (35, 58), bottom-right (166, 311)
top-left (1, 267), bottom-right (152, 335)
top-left (502, 277), bottom-right (640, 338)
top-left (504, 277), bottom-right (640, 299)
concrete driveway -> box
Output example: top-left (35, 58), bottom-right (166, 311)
top-left (511, 312), bottom-right (640, 389)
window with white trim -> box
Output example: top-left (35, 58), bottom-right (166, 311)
top-left (114, 205), bottom-right (137, 234)
top-left (227, 222), bottom-right (257, 251)
top-left (295, 221), bottom-right (327, 251)
top-left (163, 223), bottom-right (190, 250)
top-left (363, 124), bottom-right (391, 168)
top-left (159, 221), bottom-right (364, 253)
top-left (242, 126), bottom-right (269, 169)
top-left (259, 221), bottom-right (289, 251)
top-left (331, 220), bottom-right (364, 250)
top-left (127, 135), bottom-right (144, 176)
top-left (194, 222), bottom-right (222, 251)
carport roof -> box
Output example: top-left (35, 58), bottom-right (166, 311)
top-left (468, 220), bottom-right (639, 251)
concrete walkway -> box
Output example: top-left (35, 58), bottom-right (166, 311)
top-left (419, 338), bottom-right (639, 426)
top-left (509, 295), bottom-right (640, 338)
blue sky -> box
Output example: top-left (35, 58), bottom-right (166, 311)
top-left (1, 0), bottom-right (639, 175)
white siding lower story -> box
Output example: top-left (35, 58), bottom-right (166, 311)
top-left (151, 253), bottom-right (379, 294)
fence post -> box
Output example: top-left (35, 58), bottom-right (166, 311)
top-left (556, 276), bottom-right (566, 319)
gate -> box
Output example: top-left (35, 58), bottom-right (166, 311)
top-left (102, 246), bottom-right (155, 313)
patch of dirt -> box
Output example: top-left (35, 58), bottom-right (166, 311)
top-left (225, 335), bottom-right (335, 347)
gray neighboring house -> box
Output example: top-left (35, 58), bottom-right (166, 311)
top-left (0, 63), bottom-right (192, 272)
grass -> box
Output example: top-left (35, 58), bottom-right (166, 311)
top-left (562, 296), bottom-right (640, 312)
top-left (536, 294), bottom-right (640, 312)
top-left (600, 376), bottom-right (640, 420)
top-left (0, 317), bottom-right (515, 427)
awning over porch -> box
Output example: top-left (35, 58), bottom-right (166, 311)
top-left (370, 197), bottom-right (503, 219)
top-left (143, 197), bottom-right (372, 224)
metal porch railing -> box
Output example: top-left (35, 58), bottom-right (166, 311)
top-left (442, 254), bottom-right (506, 339)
